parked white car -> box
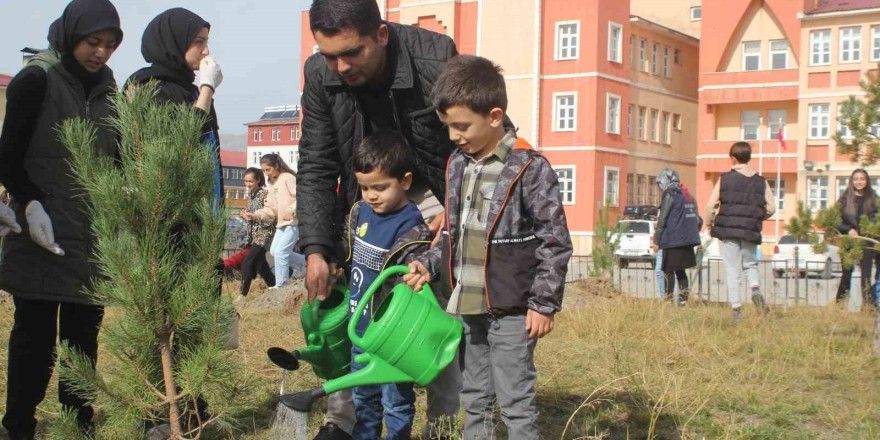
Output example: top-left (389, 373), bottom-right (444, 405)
top-left (770, 234), bottom-right (840, 279)
top-left (612, 220), bottom-right (656, 268)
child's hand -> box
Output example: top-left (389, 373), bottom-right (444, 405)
top-left (526, 309), bottom-right (554, 339)
top-left (404, 262), bottom-right (431, 292)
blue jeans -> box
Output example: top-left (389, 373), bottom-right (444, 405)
top-left (269, 225), bottom-right (305, 287)
top-left (655, 250), bottom-right (679, 299)
top-left (350, 347), bottom-right (416, 440)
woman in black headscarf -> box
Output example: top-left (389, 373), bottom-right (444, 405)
top-left (0, 0), bottom-right (123, 438)
top-left (652, 168), bottom-right (702, 305)
top-left (128, 8), bottom-right (225, 206)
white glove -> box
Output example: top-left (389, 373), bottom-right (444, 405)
top-left (199, 56), bottom-right (223, 91)
top-left (24, 201), bottom-right (64, 256)
top-left (0, 203), bottom-right (21, 236)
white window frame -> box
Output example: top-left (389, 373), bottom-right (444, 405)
top-left (603, 167), bottom-right (621, 207)
top-left (651, 43), bottom-right (659, 75)
top-left (741, 111), bottom-right (760, 141)
top-left (809, 103), bottom-right (830, 139)
top-left (766, 179), bottom-right (786, 212)
top-left (608, 22), bottom-right (623, 63)
top-left (661, 111), bottom-right (670, 144)
top-left (673, 113), bottom-right (682, 131)
top-left (769, 39), bottom-right (788, 70)
top-left (555, 21), bottom-right (580, 61)
top-left (838, 103), bottom-right (854, 139)
top-left (629, 34), bottom-right (635, 68)
top-left (626, 173), bottom-right (634, 205)
top-left (638, 106), bottom-right (647, 140)
top-left (768, 109), bottom-right (786, 139)
top-left (690, 6), bottom-right (702, 21)
top-left (840, 26), bottom-right (862, 63)
top-left (636, 174), bottom-right (646, 205)
top-left (639, 38), bottom-right (647, 71)
top-left (811, 29), bottom-right (832, 66)
top-left (606, 93), bottom-right (621, 134)
top-left (252, 129), bottom-right (258, 142)
top-left (552, 92), bottom-right (577, 132)
top-left (554, 166), bottom-right (576, 205)
top-left (649, 109), bottom-right (659, 141)
top-left (836, 176), bottom-right (850, 200)
top-left (648, 176), bottom-right (658, 205)
top-left (807, 176), bottom-right (829, 211)
top-left (662, 46), bottom-right (670, 77)
top-left (627, 104), bottom-right (634, 138)
top-left (873, 25), bottom-right (880, 61)
top-left (258, 129), bottom-right (263, 142)
top-left (742, 41), bottom-right (761, 71)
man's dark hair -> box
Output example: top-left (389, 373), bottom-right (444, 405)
top-left (729, 141), bottom-right (752, 164)
top-left (309, 0), bottom-right (382, 38)
top-left (432, 55), bottom-right (507, 115)
top-left (354, 130), bottom-right (413, 180)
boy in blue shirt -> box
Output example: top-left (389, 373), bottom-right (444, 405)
top-left (341, 130), bottom-right (433, 439)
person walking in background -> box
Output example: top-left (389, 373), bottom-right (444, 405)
top-left (705, 142), bottom-right (775, 321)
top-left (255, 154), bottom-right (305, 290)
top-left (834, 169), bottom-right (878, 308)
top-left (652, 169), bottom-right (701, 305)
top-left (0, 1), bottom-right (123, 437)
top-left (238, 167), bottom-right (276, 301)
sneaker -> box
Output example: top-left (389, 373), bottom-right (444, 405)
top-left (732, 307), bottom-right (743, 322)
top-left (679, 291), bottom-right (689, 307)
top-left (752, 292), bottom-right (769, 315)
top-left (314, 422), bottom-right (351, 440)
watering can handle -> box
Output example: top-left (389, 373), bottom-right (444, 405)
top-left (348, 265), bottom-right (436, 347)
top-left (308, 279), bottom-right (348, 323)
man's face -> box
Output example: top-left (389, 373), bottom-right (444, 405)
top-left (314, 25), bottom-right (388, 86)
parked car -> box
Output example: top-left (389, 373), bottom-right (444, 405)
top-left (612, 220), bottom-right (655, 268)
top-left (771, 234), bottom-right (840, 279)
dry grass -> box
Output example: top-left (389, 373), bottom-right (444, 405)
top-left (1, 279), bottom-right (879, 439)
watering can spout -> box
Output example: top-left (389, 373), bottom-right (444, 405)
top-left (267, 347), bottom-right (300, 371)
top-left (322, 353), bottom-right (413, 395)
top-left (279, 386), bottom-right (326, 412)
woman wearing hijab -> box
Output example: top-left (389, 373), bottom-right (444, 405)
top-left (127, 8), bottom-right (225, 206)
top-left (652, 168), bottom-right (702, 305)
top-left (0, 0), bottom-right (123, 437)
top-left (835, 169), bottom-right (878, 307)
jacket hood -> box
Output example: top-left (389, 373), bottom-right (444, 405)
top-left (141, 8), bottom-right (209, 85)
top-left (48, 0), bottom-right (123, 53)
top-left (733, 164), bottom-right (758, 177)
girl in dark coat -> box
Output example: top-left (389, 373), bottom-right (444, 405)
top-left (237, 168), bottom-right (276, 299)
top-left (652, 168), bottom-right (702, 305)
top-left (835, 168), bottom-right (878, 307)
top-left (0, 1), bottom-right (123, 437)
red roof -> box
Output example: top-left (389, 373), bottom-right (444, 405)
top-left (807, 0), bottom-right (880, 14)
top-left (0, 74), bottom-right (12, 88)
top-left (220, 150), bottom-right (247, 167)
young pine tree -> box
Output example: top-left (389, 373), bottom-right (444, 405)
top-left (591, 200), bottom-right (620, 278)
top-left (51, 82), bottom-right (256, 440)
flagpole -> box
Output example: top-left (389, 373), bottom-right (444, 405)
top-left (759, 116), bottom-right (764, 176)
top-left (775, 118), bottom-right (783, 241)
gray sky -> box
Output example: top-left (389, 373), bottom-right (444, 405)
top-left (0, 0), bottom-right (313, 134)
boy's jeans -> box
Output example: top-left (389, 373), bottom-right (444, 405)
top-left (350, 347), bottom-right (416, 440)
top-left (461, 314), bottom-right (538, 440)
top-left (720, 239), bottom-right (759, 309)
top-left (269, 225), bottom-right (306, 287)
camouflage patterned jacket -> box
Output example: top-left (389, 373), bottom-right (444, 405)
top-left (424, 136), bottom-right (573, 316)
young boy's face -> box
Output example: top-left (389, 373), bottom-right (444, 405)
top-left (437, 105), bottom-right (505, 160)
top-left (355, 168), bottom-right (413, 214)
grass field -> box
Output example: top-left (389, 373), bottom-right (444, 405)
top-left (1, 278), bottom-right (879, 439)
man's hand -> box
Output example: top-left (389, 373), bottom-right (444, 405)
top-left (24, 201), bottom-right (64, 256)
top-left (525, 309), bottom-right (554, 339)
top-left (403, 261), bottom-right (431, 292)
top-left (428, 212), bottom-right (445, 249)
top-left (305, 253), bottom-right (331, 302)
top-left (0, 203), bottom-right (21, 237)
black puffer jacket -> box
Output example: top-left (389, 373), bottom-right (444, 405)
top-left (296, 22), bottom-right (458, 259)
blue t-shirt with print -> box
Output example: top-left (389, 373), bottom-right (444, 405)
top-left (348, 201), bottom-right (424, 337)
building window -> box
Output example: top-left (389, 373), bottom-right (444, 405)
top-left (811, 29), bottom-right (832, 65)
top-left (662, 46), bottom-right (670, 77)
top-left (555, 21), bottom-right (579, 60)
top-left (639, 39), bottom-right (647, 71)
top-left (674, 48), bottom-right (682, 64)
top-left (289, 150), bottom-right (299, 171)
top-left (873, 25), bottom-right (880, 61)
top-left (651, 43), bottom-right (659, 75)
top-left (741, 111), bottom-right (760, 141)
top-left (766, 179), bottom-right (786, 212)
top-left (606, 94), bottom-right (621, 134)
top-left (807, 176), bottom-right (829, 211)
top-left (553, 93), bottom-right (577, 132)
top-left (648, 176), bottom-right (658, 205)
top-left (638, 107), bottom-right (647, 140)
top-left (629, 34), bottom-right (635, 68)
top-left (809, 103), bottom-right (830, 139)
top-left (673, 113), bottom-right (682, 130)
top-left (290, 126), bottom-right (301, 141)
top-left (836, 176), bottom-right (850, 200)
top-left (742, 41), bottom-right (760, 71)
top-left (251, 151), bottom-right (259, 164)
top-left (770, 40), bottom-right (788, 69)
top-left (768, 109), bottom-right (786, 139)
top-left (690, 6), bottom-right (702, 21)
top-left (661, 112), bottom-right (670, 144)
top-left (608, 22), bottom-right (623, 63)
top-left (258, 130), bottom-right (263, 142)
top-left (627, 104), bottom-right (634, 138)
top-left (838, 103), bottom-right (854, 138)
top-left (626, 173), bottom-right (634, 205)
top-left (649, 109), bottom-right (659, 141)
top-left (554, 166), bottom-right (575, 205)
top-left (604, 167), bottom-right (620, 207)
top-left (636, 174), bottom-right (646, 205)
top-left (840, 26), bottom-right (862, 63)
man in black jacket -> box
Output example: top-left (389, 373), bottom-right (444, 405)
top-left (297, 1), bottom-right (463, 438)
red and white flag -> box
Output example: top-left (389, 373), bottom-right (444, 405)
top-left (777, 123), bottom-right (787, 150)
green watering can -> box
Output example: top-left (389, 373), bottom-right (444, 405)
top-left (279, 265), bottom-right (463, 412)
top-left (267, 282), bottom-right (352, 380)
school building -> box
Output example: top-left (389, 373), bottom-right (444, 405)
top-left (244, 105), bottom-right (303, 171)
